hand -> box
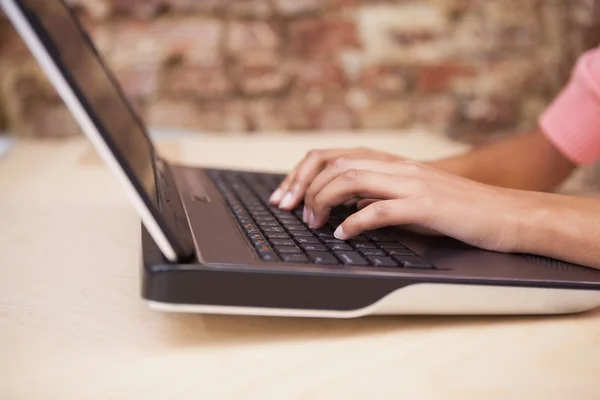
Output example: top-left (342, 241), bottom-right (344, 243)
top-left (269, 148), bottom-right (406, 210)
top-left (302, 158), bottom-right (531, 253)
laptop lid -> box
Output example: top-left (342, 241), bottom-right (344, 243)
top-left (1, 0), bottom-right (194, 262)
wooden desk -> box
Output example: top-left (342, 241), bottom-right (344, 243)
top-left (1, 132), bottom-right (600, 400)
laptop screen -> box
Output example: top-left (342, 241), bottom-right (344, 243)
top-left (7, 0), bottom-right (195, 260)
top-left (21, 0), bottom-right (158, 204)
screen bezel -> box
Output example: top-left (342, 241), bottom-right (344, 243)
top-left (2, 0), bottom-right (194, 262)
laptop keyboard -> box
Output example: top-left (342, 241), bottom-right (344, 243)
top-left (208, 170), bottom-right (434, 270)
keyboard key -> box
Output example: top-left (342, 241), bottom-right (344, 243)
top-left (281, 220), bottom-right (305, 227)
top-left (256, 245), bottom-right (273, 253)
top-left (258, 221), bottom-right (279, 227)
top-left (260, 252), bottom-right (279, 262)
top-left (349, 237), bottom-right (369, 243)
top-left (291, 231), bottom-right (315, 238)
top-left (246, 228), bottom-right (260, 234)
top-left (359, 249), bottom-right (386, 257)
top-left (308, 252), bottom-right (339, 265)
top-left (331, 244), bottom-right (353, 251)
top-left (334, 251), bottom-right (369, 266)
top-left (271, 239), bottom-right (295, 246)
top-left (301, 243), bottom-right (327, 252)
top-left (266, 232), bottom-right (290, 240)
top-left (367, 256), bottom-right (397, 267)
top-left (365, 233), bottom-right (394, 242)
top-left (380, 244), bottom-right (408, 250)
top-left (286, 225), bottom-right (309, 232)
top-left (386, 249), bottom-right (415, 256)
top-left (254, 216), bottom-right (277, 222)
top-left (249, 233), bottom-right (265, 241)
top-left (263, 226), bottom-right (285, 233)
top-left (277, 246), bottom-right (302, 254)
top-left (253, 239), bottom-right (269, 247)
top-left (283, 254), bottom-right (308, 263)
top-left (294, 237), bottom-right (321, 244)
top-left (322, 238), bottom-right (347, 244)
top-left (314, 227), bottom-right (335, 236)
top-left (353, 242), bottom-right (377, 249)
top-left (392, 255), bottom-right (433, 269)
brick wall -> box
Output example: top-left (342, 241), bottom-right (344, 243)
top-left (1, 0), bottom-right (599, 141)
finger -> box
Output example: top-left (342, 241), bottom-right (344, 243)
top-left (277, 149), bottom-right (354, 211)
top-left (269, 173), bottom-right (294, 205)
top-left (333, 200), bottom-right (425, 240)
top-left (307, 170), bottom-right (412, 228)
top-left (357, 198), bottom-right (379, 210)
top-left (305, 158), bottom-right (406, 212)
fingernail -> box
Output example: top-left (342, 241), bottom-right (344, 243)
top-left (269, 189), bottom-right (284, 204)
top-left (280, 192), bottom-right (294, 209)
top-left (334, 225), bottom-right (346, 240)
top-left (302, 206), bottom-right (308, 223)
top-left (308, 210), bottom-right (315, 227)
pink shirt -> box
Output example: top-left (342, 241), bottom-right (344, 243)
top-left (540, 45), bottom-right (600, 165)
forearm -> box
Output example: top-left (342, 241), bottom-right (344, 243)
top-left (429, 129), bottom-right (577, 192)
top-left (516, 192), bottom-right (600, 269)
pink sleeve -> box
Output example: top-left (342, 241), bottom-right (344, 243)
top-left (539, 46), bottom-right (600, 165)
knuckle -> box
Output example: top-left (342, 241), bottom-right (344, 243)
top-left (343, 169), bottom-right (359, 181)
top-left (307, 149), bottom-right (321, 159)
top-left (334, 157), bottom-right (348, 169)
top-left (420, 195), bottom-right (437, 210)
top-left (373, 201), bottom-right (389, 217)
top-left (401, 160), bottom-right (424, 174)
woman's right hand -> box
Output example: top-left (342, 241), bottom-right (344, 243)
top-left (269, 147), bottom-right (406, 211)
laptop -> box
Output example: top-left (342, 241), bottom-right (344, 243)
top-left (5, 0), bottom-right (600, 318)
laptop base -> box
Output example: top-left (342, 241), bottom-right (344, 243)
top-left (141, 227), bottom-right (600, 318)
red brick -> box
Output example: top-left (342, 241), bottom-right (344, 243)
top-left (102, 18), bottom-right (223, 67)
top-left (233, 52), bottom-right (291, 95)
top-left (68, 0), bottom-right (112, 20)
top-left (165, 0), bottom-right (222, 13)
top-left (289, 18), bottom-right (360, 58)
top-left (416, 63), bottom-right (476, 93)
top-left (149, 99), bottom-right (250, 132)
top-left (356, 100), bottom-right (411, 129)
top-left (412, 95), bottom-right (459, 128)
top-left (148, 100), bottom-right (200, 131)
top-left (357, 64), bottom-right (411, 96)
top-left (162, 64), bottom-right (232, 99)
top-left (294, 58), bottom-right (347, 90)
top-left (317, 104), bottom-right (355, 130)
top-left (227, 0), bottom-right (273, 18)
top-left (112, 0), bottom-right (163, 19)
top-left (227, 21), bottom-right (280, 56)
top-left (282, 92), bottom-right (354, 130)
top-left (247, 100), bottom-right (287, 131)
top-left (273, 0), bottom-right (322, 16)
top-left (0, 23), bottom-right (31, 60)
top-left (449, 94), bottom-right (519, 141)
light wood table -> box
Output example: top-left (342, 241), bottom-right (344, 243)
top-left (1, 131), bottom-right (600, 400)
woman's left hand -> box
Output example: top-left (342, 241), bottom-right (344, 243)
top-left (302, 158), bottom-right (532, 253)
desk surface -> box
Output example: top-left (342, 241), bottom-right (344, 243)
top-left (1, 131), bottom-right (600, 400)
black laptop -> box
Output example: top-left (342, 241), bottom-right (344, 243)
top-left (5, 0), bottom-right (600, 318)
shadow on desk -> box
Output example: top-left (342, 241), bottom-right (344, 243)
top-left (153, 308), bottom-right (600, 348)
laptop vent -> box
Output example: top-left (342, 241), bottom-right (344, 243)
top-left (521, 254), bottom-right (576, 271)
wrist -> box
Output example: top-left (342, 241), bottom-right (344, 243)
top-left (509, 192), bottom-right (557, 255)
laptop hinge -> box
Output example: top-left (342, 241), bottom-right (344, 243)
top-left (155, 158), bottom-right (196, 259)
